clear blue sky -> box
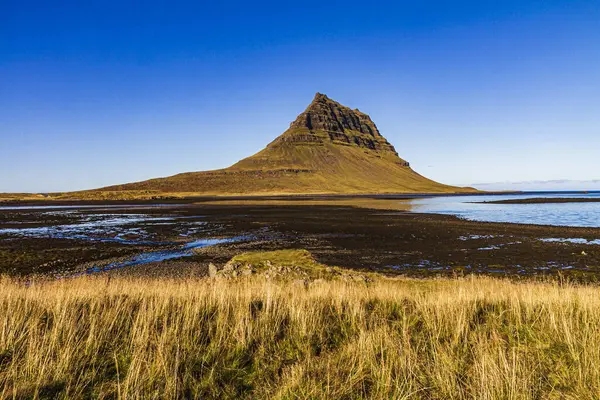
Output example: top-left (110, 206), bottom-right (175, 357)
top-left (2, 0), bottom-right (599, 192)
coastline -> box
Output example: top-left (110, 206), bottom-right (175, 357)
top-left (1, 199), bottom-right (599, 280)
top-left (0, 189), bottom-right (527, 205)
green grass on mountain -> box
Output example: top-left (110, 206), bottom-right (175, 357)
top-left (98, 140), bottom-right (473, 196)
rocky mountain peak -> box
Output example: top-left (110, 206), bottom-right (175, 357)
top-left (277, 93), bottom-right (398, 156)
top-left (290, 93), bottom-right (383, 138)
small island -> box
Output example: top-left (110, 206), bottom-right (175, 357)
top-left (478, 197), bottom-right (600, 204)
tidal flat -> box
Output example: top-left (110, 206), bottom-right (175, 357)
top-left (1, 197), bottom-right (599, 281)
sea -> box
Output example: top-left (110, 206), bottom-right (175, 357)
top-left (408, 191), bottom-right (600, 228)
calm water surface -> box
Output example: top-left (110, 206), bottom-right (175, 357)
top-left (409, 192), bottom-right (600, 228)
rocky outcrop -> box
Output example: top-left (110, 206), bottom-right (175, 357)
top-left (290, 93), bottom-right (382, 137)
top-left (271, 93), bottom-right (399, 155)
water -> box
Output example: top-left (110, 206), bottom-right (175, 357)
top-left (0, 205), bottom-right (240, 274)
top-left (0, 207), bottom-right (213, 243)
top-left (0, 213), bottom-right (176, 243)
top-left (408, 192), bottom-right (600, 228)
top-left (75, 237), bottom-right (244, 276)
top-left (0, 204), bottom-right (173, 211)
top-left (539, 238), bottom-right (600, 245)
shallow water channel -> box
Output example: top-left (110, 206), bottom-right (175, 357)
top-left (0, 205), bottom-right (244, 274)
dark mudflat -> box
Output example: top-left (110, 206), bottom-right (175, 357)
top-left (1, 201), bottom-right (599, 281)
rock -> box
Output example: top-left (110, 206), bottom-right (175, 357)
top-left (222, 261), bottom-right (238, 272)
top-left (282, 93), bottom-right (399, 155)
top-left (208, 263), bottom-right (218, 278)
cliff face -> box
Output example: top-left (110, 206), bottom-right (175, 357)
top-left (272, 93), bottom-right (399, 155)
top-left (291, 93), bottom-right (380, 132)
top-left (96, 93), bottom-right (474, 195)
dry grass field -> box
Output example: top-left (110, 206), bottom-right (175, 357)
top-left (2, 274), bottom-right (600, 399)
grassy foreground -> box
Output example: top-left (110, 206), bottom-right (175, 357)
top-left (1, 276), bottom-right (600, 399)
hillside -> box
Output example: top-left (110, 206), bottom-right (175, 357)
top-left (96, 93), bottom-right (475, 196)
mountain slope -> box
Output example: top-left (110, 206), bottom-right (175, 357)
top-left (99, 93), bottom-right (474, 195)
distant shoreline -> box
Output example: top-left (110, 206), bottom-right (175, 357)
top-left (478, 197), bottom-right (600, 205)
top-left (3, 190), bottom-right (599, 208)
top-left (0, 191), bottom-right (521, 206)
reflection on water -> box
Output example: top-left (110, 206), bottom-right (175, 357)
top-left (409, 192), bottom-right (600, 228)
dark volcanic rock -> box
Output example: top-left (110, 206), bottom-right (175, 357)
top-left (291, 93), bottom-right (381, 136)
top-left (285, 93), bottom-right (398, 154)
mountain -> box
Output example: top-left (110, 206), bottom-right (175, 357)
top-left (97, 93), bottom-right (475, 196)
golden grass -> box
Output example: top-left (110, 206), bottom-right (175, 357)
top-left (0, 194), bottom-right (48, 201)
top-left (2, 276), bottom-right (600, 399)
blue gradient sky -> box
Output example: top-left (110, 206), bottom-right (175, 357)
top-left (2, 1), bottom-right (599, 192)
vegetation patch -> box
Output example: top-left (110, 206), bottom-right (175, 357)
top-left (211, 249), bottom-right (373, 282)
top-left (2, 275), bottom-right (600, 398)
